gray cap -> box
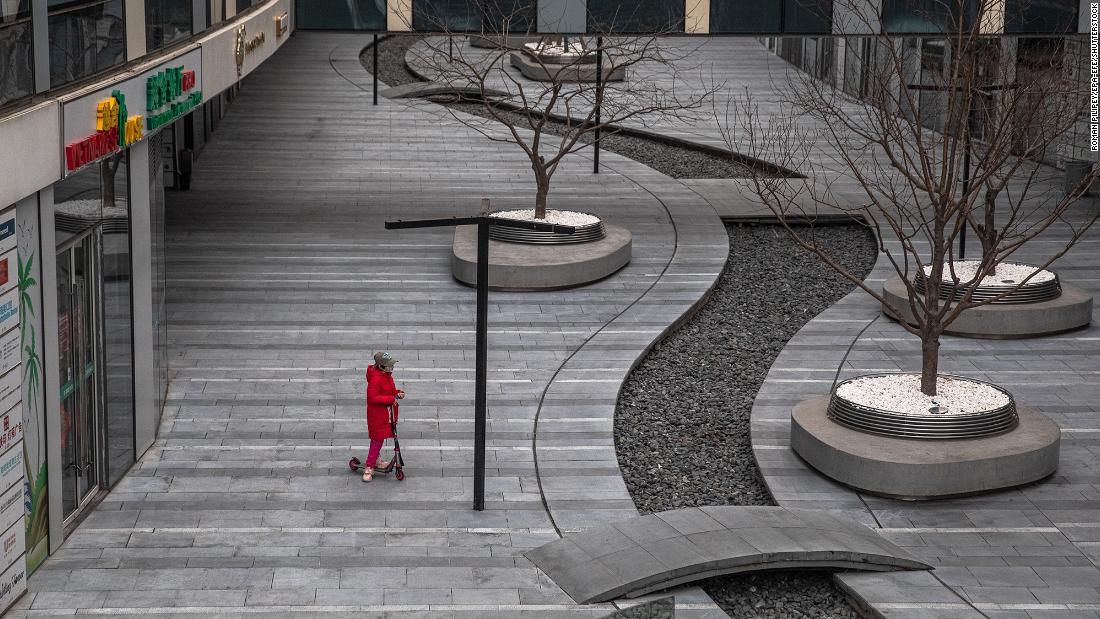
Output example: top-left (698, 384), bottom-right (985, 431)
top-left (374, 351), bottom-right (398, 370)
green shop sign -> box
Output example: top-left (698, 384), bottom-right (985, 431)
top-left (145, 66), bottom-right (202, 132)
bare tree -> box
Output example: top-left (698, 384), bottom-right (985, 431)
top-left (719, 0), bottom-right (1099, 395)
top-left (405, 0), bottom-right (718, 219)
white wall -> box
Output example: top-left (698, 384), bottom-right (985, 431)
top-left (200, 0), bottom-right (294, 102)
top-left (0, 103), bottom-right (60, 208)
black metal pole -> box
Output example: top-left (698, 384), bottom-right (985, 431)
top-left (593, 36), bottom-right (603, 175)
top-left (449, 35), bottom-right (454, 62)
top-left (372, 34), bottom-right (379, 106)
top-left (473, 221), bottom-right (489, 511)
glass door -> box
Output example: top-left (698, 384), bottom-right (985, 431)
top-left (57, 232), bottom-right (103, 523)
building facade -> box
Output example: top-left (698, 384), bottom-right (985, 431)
top-left (0, 1), bottom-right (293, 611)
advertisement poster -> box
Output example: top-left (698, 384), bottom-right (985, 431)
top-left (16, 199), bottom-right (43, 576)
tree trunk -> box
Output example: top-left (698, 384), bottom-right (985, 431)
top-left (920, 331), bottom-right (940, 396)
top-left (533, 159), bottom-right (550, 219)
top-left (534, 185), bottom-right (549, 220)
top-left (101, 160), bottom-right (116, 209)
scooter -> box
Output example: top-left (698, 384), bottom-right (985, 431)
top-left (349, 402), bottom-right (405, 481)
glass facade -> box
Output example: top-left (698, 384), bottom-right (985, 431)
top-left (297, 0), bottom-right (386, 30)
top-left (52, 152), bottom-right (135, 494)
top-left (0, 1), bottom-right (34, 107)
top-left (236, 0), bottom-right (261, 13)
top-left (412, 0), bottom-right (480, 31)
top-left (48, 0), bottom-right (126, 88)
top-left (711, 0), bottom-right (831, 34)
top-left (1004, 0), bottom-right (1077, 34)
top-left (587, 0), bottom-right (684, 33)
top-left (146, 0), bottom-right (193, 51)
top-left (149, 132), bottom-right (169, 419)
top-left (882, 0), bottom-right (974, 33)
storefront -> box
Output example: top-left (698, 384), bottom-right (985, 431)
top-left (0, 2), bottom-right (292, 611)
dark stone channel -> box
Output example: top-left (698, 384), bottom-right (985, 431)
top-left (615, 223), bottom-right (876, 618)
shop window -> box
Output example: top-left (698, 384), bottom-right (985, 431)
top-left (146, 0), bottom-right (193, 52)
top-left (882, 0), bottom-right (975, 33)
top-left (236, 0), bottom-right (261, 13)
top-left (48, 0), bottom-right (126, 88)
top-left (297, 0), bottom-right (387, 30)
top-left (710, 0), bottom-right (831, 34)
top-left (0, 1), bottom-right (34, 107)
top-left (149, 133), bottom-right (169, 425)
top-left (1004, 0), bottom-right (1077, 34)
top-left (52, 152), bottom-right (135, 489)
top-left (587, 0), bottom-right (685, 33)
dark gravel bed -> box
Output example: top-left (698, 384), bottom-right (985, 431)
top-left (445, 101), bottom-right (760, 179)
top-left (615, 223), bottom-right (876, 618)
top-left (360, 35), bottom-right (425, 87)
top-left (360, 36), bottom-right (765, 179)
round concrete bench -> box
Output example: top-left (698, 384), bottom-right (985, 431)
top-left (882, 276), bottom-right (1092, 338)
top-left (791, 395), bottom-right (1060, 500)
top-left (451, 224), bottom-right (631, 290)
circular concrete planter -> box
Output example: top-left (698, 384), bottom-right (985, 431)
top-left (452, 224), bottom-right (631, 290)
top-left (508, 51), bottom-right (626, 83)
top-left (882, 276), bottom-right (1092, 338)
top-left (791, 394), bottom-right (1060, 500)
top-left (488, 210), bottom-right (606, 244)
top-left (829, 374), bottom-right (1018, 440)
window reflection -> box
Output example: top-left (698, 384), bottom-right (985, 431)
top-left (0, 1), bottom-right (34, 107)
top-left (146, 0), bottom-right (193, 51)
top-left (588, 0), bottom-right (684, 33)
top-left (48, 0), bottom-right (126, 88)
top-left (297, 0), bottom-right (387, 30)
top-left (413, 0), bottom-right (480, 31)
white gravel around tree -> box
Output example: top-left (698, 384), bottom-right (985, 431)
top-left (836, 374), bottom-right (1011, 417)
top-left (490, 209), bottom-right (601, 226)
top-left (925, 260), bottom-right (1056, 286)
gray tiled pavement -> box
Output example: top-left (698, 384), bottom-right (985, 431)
top-left (12, 33), bottom-right (731, 618)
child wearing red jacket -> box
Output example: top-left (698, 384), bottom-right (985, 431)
top-left (363, 351), bottom-right (405, 482)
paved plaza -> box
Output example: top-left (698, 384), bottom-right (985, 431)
top-left (9, 32), bottom-right (1100, 619)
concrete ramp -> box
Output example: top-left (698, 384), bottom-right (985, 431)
top-left (525, 506), bottom-right (931, 604)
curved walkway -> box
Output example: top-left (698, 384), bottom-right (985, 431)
top-left (13, 33), bottom-right (730, 618)
top-left (526, 506), bottom-right (930, 604)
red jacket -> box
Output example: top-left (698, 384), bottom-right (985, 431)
top-left (366, 364), bottom-right (397, 439)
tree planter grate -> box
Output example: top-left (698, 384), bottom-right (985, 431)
top-left (488, 217), bottom-right (606, 244)
top-left (828, 374), bottom-right (1019, 440)
top-left (914, 266), bottom-right (1062, 304)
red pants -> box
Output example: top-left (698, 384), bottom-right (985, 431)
top-left (366, 439), bottom-right (385, 468)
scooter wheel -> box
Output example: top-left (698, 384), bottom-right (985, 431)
top-left (395, 469), bottom-right (405, 481)
top-left (348, 457), bottom-right (360, 471)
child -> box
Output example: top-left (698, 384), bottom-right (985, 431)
top-left (363, 351), bottom-right (405, 482)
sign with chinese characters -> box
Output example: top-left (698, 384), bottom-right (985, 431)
top-left (61, 48), bottom-right (202, 175)
top-left (145, 66), bottom-right (201, 132)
